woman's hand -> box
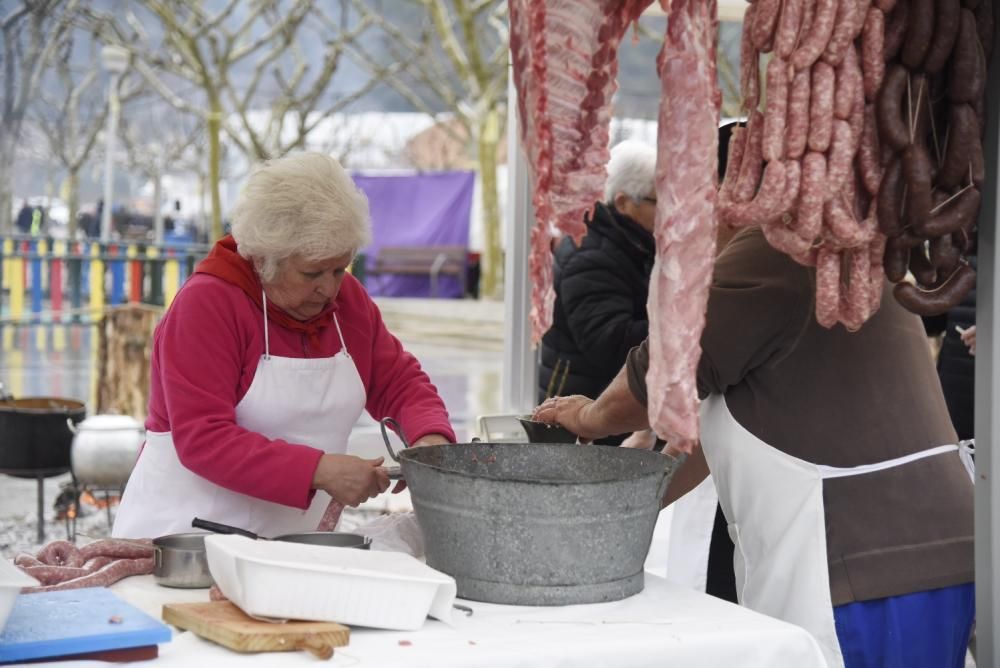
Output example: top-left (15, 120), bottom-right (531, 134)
top-left (959, 325), bottom-right (976, 356)
top-left (532, 395), bottom-right (600, 440)
top-left (312, 454), bottom-right (390, 507)
top-left (390, 432), bottom-right (452, 493)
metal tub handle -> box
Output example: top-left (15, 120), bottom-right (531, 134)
top-left (380, 417), bottom-right (411, 462)
top-left (66, 418), bottom-right (79, 435)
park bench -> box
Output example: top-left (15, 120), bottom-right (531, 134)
top-left (366, 245), bottom-right (468, 298)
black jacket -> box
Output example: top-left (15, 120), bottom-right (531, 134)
top-left (538, 202), bottom-right (655, 404)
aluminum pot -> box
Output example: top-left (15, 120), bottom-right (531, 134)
top-left (0, 397), bottom-right (85, 477)
top-left (381, 417), bottom-right (682, 606)
top-left (69, 414), bottom-right (145, 488)
top-left (153, 533), bottom-right (213, 588)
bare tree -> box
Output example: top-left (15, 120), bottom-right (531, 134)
top-left (89, 0), bottom-right (383, 242)
top-left (348, 0), bottom-right (509, 298)
top-left (0, 0), bottom-right (79, 232)
top-left (32, 26), bottom-right (143, 239)
top-left (119, 101), bottom-right (201, 243)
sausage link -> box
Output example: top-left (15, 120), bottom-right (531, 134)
top-left (949, 10), bottom-right (985, 103)
top-left (834, 46), bottom-right (861, 120)
top-left (815, 249), bottom-right (843, 328)
top-left (786, 68), bottom-right (812, 159)
top-left (22, 557), bottom-right (155, 594)
top-left (884, 236), bottom-right (911, 282)
top-left (720, 160), bottom-right (789, 227)
top-left (735, 111), bottom-right (765, 203)
top-left (841, 246), bottom-right (873, 330)
top-left (36, 541), bottom-right (85, 568)
top-left (718, 126), bottom-right (747, 204)
top-left (752, 0), bottom-right (783, 51)
top-left (924, 0), bottom-right (963, 73)
top-left (23, 565), bottom-right (90, 586)
top-left (861, 8), bottom-right (885, 100)
top-left (876, 64), bottom-right (910, 151)
top-left (826, 119), bottom-right (856, 199)
top-left (792, 0), bottom-right (840, 69)
top-left (763, 219), bottom-right (815, 258)
top-left (763, 58), bottom-right (791, 162)
top-left (883, 0), bottom-right (910, 61)
top-left (78, 538), bottom-right (153, 561)
top-left (929, 233), bottom-right (963, 274)
top-left (797, 151), bottom-right (828, 241)
top-left (808, 61), bottom-right (836, 152)
top-left (902, 142), bottom-right (934, 230)
top-left (825, 194), bottom-right (866, 247)
top-left (917, 186), bottom-right (982, 237)
top-left (14, 553), bottom-right (43, 568)
top-left (822, 0), bottom-right (861, 65)
top-left (902, 0), bottom-right (935, 68)
top-left (893, 264), bottom-right (977, 315)
top-left (741, 5), bottom-right (761, 109)
top-left (859, 103), bottom-right (883, 195)
top-left (775, 0), bottom-right (805, 58)
top-left (876, 156), bottom-right (904, 235)
top-left (938, 104), bottom-right (980, 189)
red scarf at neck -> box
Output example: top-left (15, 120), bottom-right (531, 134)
top-left (194, 235), bottom-right (335, 348)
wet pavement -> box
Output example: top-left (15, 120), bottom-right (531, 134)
top-left (0, 298), bottom-right (506, 558)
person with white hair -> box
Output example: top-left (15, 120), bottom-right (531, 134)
top-left (536, 140), bottom-right (657, 446)
top-left (113, 152), bottom-right (455, 539)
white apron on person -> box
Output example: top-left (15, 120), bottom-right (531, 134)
top-left (698, 394), bottom-right (975, 668)
top-left (663, 476), bottom-right (718, 592)
top-left (113, 295), bottom-right (366, 539)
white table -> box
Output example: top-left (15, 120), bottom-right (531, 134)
top-left (27, 573), bottom-right (827, 668)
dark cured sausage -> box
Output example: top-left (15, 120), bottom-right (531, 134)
top-left (938, 104), bottom-right (980, 189)
top-left (884, 236), bottom-right (911, 282)
top-left (859, 103), bottom-right (883, 195)
top-left (876, 65), bottom-right (910, 151)
top-left (893, 264), bottom-right (977, 315)
top-left (902, 0), bottom-right (935, 68)
top-left (902, 142), bottom-right (934, 229)
top-left (949, 10), bottom-right (985, 103)
top-left (924, 0), bottom-right (962, 73)
top-left (876, 156), bottom-right (904, 236)
top-left (917, 186), bottom-right (982, 237)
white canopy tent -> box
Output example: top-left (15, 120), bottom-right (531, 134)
top-left (500, 7), bottom-right (1000, 665)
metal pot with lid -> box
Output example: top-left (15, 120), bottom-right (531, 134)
top-left (69, 414), bottom-right (145, 488)
top-left (380, 417), bottom-right (683, 607)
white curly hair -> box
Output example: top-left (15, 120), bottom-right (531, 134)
top-left (230, 152), bottom-right (372, 282)
top-left (603, 140), bottom-right (657, 204)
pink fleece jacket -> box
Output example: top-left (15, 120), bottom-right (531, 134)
top-left (145, 272), bottom-right (455, 509)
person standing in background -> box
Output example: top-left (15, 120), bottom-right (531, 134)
top-left (537, 140), bottom-right (657, 445)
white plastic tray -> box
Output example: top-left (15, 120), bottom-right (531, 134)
top-left (204, 535), bottom-right (456, 631)
top-left (0, 557), bottom-right (38, 633)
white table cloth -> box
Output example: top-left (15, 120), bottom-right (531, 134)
top-left (22, 573), bottom-right (827, 668)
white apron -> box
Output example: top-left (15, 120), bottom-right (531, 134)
top-left (664, 475), bottom-right (718, 592)
top-left (698, 394), bottom-right (974, 668)
top-left (114, 293), bottom-right (366, 539)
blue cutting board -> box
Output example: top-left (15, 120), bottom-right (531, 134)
top-left (0, 587), bottom-right (172, 663)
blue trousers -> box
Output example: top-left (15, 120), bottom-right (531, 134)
top-left (833, 583), bottom-right (975, 668)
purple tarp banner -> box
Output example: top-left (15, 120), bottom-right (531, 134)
top-left (353, 171), bottom-right (475, 298)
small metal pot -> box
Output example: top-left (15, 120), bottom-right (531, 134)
top-left (153, 533), bottom-right (213, 589)
top-left (191, 518), bottom-right (371, 549)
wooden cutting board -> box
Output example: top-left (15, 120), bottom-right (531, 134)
top-left (162, 601), bottom-right (349, 659)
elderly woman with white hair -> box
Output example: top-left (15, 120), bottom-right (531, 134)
top-left (113, 152), bottom-right (455, 539)
top-left (536, 139), bottom-right (657, 446)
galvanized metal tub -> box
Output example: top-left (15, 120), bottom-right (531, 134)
top-left (381, 418), bottom-right (681, 606)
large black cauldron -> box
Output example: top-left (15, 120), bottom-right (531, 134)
top-left (0, 397), bottom-right (86, 476)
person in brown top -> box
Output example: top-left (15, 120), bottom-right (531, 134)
top-left (533, 225), bottom-right (974, 668)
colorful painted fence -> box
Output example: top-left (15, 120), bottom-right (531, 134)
top-left (0, 235), bottom-right (211, 323)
